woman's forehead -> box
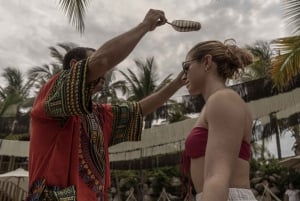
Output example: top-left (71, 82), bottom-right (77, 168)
top-left (185, 54), bottom-right (193, 60)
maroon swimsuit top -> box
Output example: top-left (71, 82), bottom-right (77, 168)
top-left (182, 126), bottom-right (251, 174)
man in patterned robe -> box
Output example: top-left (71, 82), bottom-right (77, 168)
top-left (27, 9), bottom-right (186, 201)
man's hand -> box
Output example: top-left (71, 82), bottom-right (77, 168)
top-left (142, 9), bottom-right (167, 31)
top-left (87, 8), bottom-right (168, 82)
top-left (175, 70), bottom-right (188, 87)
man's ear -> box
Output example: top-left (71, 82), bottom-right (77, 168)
top-left (69, 59), bottom-right (78, 68)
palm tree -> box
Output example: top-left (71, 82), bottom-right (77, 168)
top-left (246, 41), bottom-right (272, 79)
top-left (237, 40), bottom-right (272, 82)
top-left (119, 57), bottom-right (172, 129)
top-left (289, 125), bottom-right (300, 155)
top-left (27, 63), bottom-right (62, 94)
top-left (266, 1), bottom-right (300, 158)
top-left (0, 67), bottom-right (33, 139)
top-left (93, 69), bottom-right (128, 104)
top-left (0, 67), bottom-right (33, 116)
top-left (49, 42), bottom-right (77, 64)
top-left (270, 0), bottom-right (300, 90)
top-left (29, 42), bottom-right (127, 104)
top-left (270, 36), bottom-right (300, 89)
top-left (27, 42), bottom-right (77, 94)
top-left (251, 120), bottom-right (273, 160)
top-left (58, 0), bottom-right (90, 33)
top-left (236, 41), bottom-right (287, 159)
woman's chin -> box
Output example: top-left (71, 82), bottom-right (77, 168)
top-left (188, 89), bottom-right (196, 95)
top-left (188, 89), bottom-right (200, 96)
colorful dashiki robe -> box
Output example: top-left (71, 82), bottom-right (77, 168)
top-left (27, 59), bottom-right (143, 201)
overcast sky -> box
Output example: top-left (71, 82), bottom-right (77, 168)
top-left (0, 0), bottom-right (295, 156)
top-left (267, 132), bottom-right (295, 158)
top-left (0, 0), bottom-right (287, 90)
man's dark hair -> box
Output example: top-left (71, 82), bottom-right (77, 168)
top-left (63, 47), bottom-right (95, 70)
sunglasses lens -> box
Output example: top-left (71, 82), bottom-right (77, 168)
top-left (182, 62), bottom-right (189, 73)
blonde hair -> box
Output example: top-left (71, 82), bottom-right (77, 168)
top-left (188, 39), bottom-right (253, 79)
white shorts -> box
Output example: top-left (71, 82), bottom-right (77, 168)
top-left (196, 188), bottom-right (257, 201)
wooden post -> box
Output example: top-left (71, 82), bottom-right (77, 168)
top-left (269, 112), bottom-right (282, 159)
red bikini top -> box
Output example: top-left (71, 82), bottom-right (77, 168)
top-left (182, 126), bottom-right (251, 174)
top-left (180, 126), bottom-right (251, 199)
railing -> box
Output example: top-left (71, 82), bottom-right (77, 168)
top-left (0, 156), bottom-right (28, 174)
top-left (0, 180), bottom-right (27, 201)
top-left (113, 187), bottom-right (194, 201)
top-left (1, 76), bottom-right (300, 139)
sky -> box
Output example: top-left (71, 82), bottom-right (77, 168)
top-left (0, 0), bottom-right (287, 90)
top-left (267, 132), bottom-right (295, 158)
top-left (0, 0), bottom-right (295, 156)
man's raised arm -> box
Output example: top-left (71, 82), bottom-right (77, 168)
top-left (87, 9), bottom-right (166, 82)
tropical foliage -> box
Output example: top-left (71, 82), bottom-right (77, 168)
top-left (27, 43), bottom-right (77, 94)
top-left (289, 124), bottom-right (300, 155)
top-left (165, 102), bottom-right (190, 124)
top-left (235, 40), bottom-right (272, 83)
top-left (119, 57), bottom-right (172, 128)
top-left (245, 40), bottom-right (272, 79)
top-left (270, 0), bottom-right (300, 89)
top-left (93, 69), bottom-right (128, 104)
top-left (0, 67), bottom-right (33, 116)
top-left (58, 0), bottom-right (89, 33)
top-left (109, 160), bottom-right (300, 201)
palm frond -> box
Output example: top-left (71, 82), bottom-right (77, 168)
top-left (2, 67), bottom-right (23, 89)
top-left (49, 42), bottom-right (78, 64)
top-left (27, 65), bottom-right (51, 79)
top-left (270, 35), bottom-right (300, 89)
top-left (57, 42), bottom-right (78, 52)
top-left (0, 86), bottom-right (7, 101)
top-left (21, 79), bottom-right (35, 98)
top-left (137, 57), bottom-right (158, 96)
top-left (109, 80), bottom-right (128, 96)
top-left (119, 57), bottom-right (174, 128)
top-left (58, 0), bottom-right (90, 33)
top-left (246, 40), bottom-right (272, 76)
top-left (155, 74), bottom-right (172, 91)
top-left (49, 47), bottom-right (64, 64)
top-left (282, 0), bottom-right (300, 34)
top-left (119, 69), bottom-right (143, 100)
top-left (93, 69), bottom-right (128, 104)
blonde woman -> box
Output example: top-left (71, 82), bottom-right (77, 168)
top-left (182, 40), bottom-right (256, 201)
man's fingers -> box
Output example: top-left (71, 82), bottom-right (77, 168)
top-left (144, 9), bottom-right (167, 30)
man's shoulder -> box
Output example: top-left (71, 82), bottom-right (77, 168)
top-left (39, 74), bottom-right (60, 92)
top-left (32, 74), bottom-right (61, 109)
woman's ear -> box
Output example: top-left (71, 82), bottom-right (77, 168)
top-left (203, 54), bottom-right (213, 66)
top-left (203, 54), bottom-right (213, 71)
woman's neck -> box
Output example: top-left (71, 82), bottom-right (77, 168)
top-left (202, 82), bottom-right (226, 101)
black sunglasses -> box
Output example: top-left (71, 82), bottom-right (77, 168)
top-left (182, 58), bottom-right (199, 74)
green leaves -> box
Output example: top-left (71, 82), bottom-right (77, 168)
top-left (270, 35), bottom-right (300, 89)
top-left (58, 0), bottom-right (90, 33)
top-left (0, 67), bottom-right (33, 116)
top-left (119, 57), bottom-right (167, 102)
top-left (282, 0), bottom-right (300, 35)
top-left (267, 0), bottom-right (300, 89)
